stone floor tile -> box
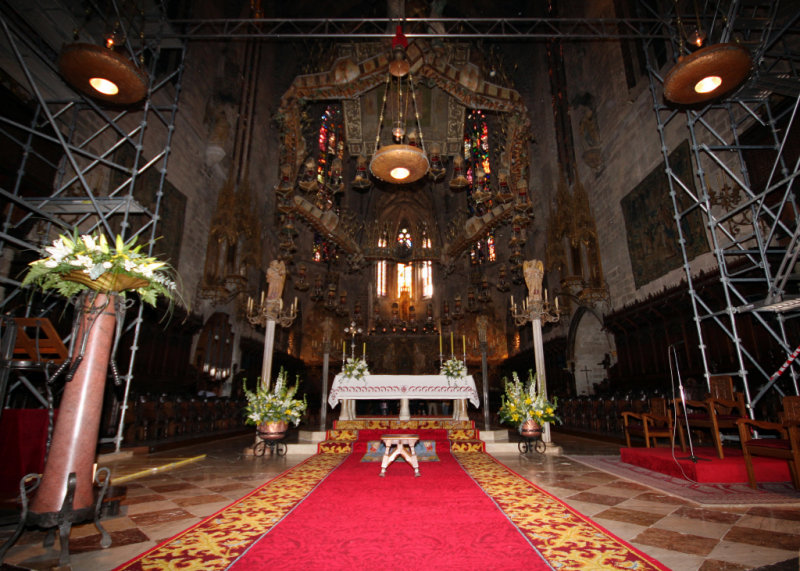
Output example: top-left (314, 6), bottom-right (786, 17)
top-left (633, 528), bottom-right (719, 556)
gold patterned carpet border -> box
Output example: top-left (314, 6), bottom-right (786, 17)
top-left (454, 451), bottom-right (669, 570)
top-left (115, 453), bottom-right (346, 571)
top-left (117, 441), bottom-right (667, 571)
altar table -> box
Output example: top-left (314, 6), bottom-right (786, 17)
top-left (329, 374), bottom-right (480, 421)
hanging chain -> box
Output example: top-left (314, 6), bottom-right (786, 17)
top-left (374, 73), bottom-right (391, 151)
top-left (408, 70), bottom-right (426, 153)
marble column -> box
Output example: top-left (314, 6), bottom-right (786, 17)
top-left (31, 293), bottom-right (116, 513)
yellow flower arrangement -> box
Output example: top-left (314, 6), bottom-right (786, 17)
top-left (498, 370), bottom-right (560, 428)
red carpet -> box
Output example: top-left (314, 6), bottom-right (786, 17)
top-left (231, 429), bottom-right (551, 570)
top-left (621, 446), bottom-right (792, 483)
top-left (117, 422), bottom-right (668, 570)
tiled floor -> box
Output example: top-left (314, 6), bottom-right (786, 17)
top-left (1, 431), bottom-right (799, 570)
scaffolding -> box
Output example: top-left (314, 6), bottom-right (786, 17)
top-left (0, 1), bottom-right (185, 451)
top-left (1, 0), bottom-right (798, 448)
top-left (641, 0), bottom-right (800, 411)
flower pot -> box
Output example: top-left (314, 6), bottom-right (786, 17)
top-left (519, 419), bottom-right (542, 438)
top-left (258, 420), bottom-right (288, 440)
top-left (65, 269), bottom-right (149, 292)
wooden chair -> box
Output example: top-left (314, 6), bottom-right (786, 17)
top-left (679, 375), bottom-right (747, 459)
top-left (622, 397), bottom-right (686, 450)
top-left (736, 395), bottom-right (800, 489)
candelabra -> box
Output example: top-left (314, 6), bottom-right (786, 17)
top-left (246, 294), bottom-right (298, 328)
top-left (509, 291), bottom-right (560, 326)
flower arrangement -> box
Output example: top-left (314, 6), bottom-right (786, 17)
top-left (441, 357), bottom-right (467, 381)
top-left (342, 357), bottom-right (369, 382)
top-left (498, 370), bottom-right (560, 428)
top-left (22, 231), bottom-right (179, 307)
top-left (243, 368), bottom-right (307, 426)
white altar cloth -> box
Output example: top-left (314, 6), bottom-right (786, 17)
top-left (328, 374), bottom-right (480, 408)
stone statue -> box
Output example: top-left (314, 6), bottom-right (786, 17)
top-left (266, 260), bottom-right (286, 301)
top-left (523, 259), bottom-right (544, 300)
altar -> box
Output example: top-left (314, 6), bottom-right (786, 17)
top-left (329, 374), bottom-right (480, 421)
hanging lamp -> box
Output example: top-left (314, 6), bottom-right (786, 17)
top-left (58, 19), bottom-right (148, 106)
top-left (662, 2), bottom-right (751, 105)
top-left (369, 26), bottom-right (429, 184)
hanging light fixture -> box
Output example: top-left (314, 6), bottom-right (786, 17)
top-left (58, 14), bottom-right (148, 106)
top-left (369, 26), bottom-right (429, 184)
top-left (662, 2), bottom-right (751, 105)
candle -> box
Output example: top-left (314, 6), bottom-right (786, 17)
top-left (363, 342), bottom-right (366, 357)
top-left (261, 290), bottom-right (265, 304)
top-left (294, 296), bottom-right (298, 310)
top-left (343, 340), bottom-right (346, 356)
top-left (450, 331), bottom-right (454, 354)
top-left (439, 333), bottom-right (442, 353)
top-left (555, 296), bottom-right (559, 310)
top-left (462, 335), bottom-right (466, 354)
top-left (510, 295), bottom-right (514, 307)
top-left (544, 288), bottom-right (548, 302)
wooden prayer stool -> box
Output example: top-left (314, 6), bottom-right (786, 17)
top-left (379, 434), bottom-right (421, 477)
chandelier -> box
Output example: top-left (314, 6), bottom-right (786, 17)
top-left (369, 27), bottom-right (429, 184)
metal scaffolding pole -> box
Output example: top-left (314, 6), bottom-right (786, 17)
top-left (641, 0), bottom-right (800, 412)
top-left (0, 2), bottom-right (186, 451)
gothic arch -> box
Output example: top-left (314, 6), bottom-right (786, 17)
top-left (566, 305), bottom-right (615, 396)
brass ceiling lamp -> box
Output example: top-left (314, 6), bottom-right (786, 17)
top-left (369, 26), bottom-right (429, 184)
top-left (662, 0), bottom-right (752, 105)
top-left (58, 9), bottom-right (148, 106)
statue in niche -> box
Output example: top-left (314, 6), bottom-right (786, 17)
top-left (266, 260), bottom-right (286, 300)
top-left (523, 259), bottom-right (544, 301)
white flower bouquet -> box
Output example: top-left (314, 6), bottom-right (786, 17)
top-left (442, 357), bottom-right (467, 382)
top-left (22, 231), bottom-right (179, 306)
top-left (342, 357), bottom-right (369, 382)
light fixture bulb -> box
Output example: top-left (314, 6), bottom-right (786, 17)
top-left (89, 77), bottom-right (119, 95)
top-left (694, 75), bottom-right (722, 94)
top-left (689, 29), bottom-right (706, 48)
top-left (390, 167), bottom-right (410, 180)
top-left (392, 122), bottom-right (405, 141)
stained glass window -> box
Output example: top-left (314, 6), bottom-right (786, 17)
top-left (464, 110), bottom-right (493, 217)
top-left (397, 227), bottom-right (412, 249)
top-left (376, 260), bottom-right (387, 297)
top-left (420, 260), bottom-right (433, 298)
top-left (312, 104), bottom-right (344, 263)
top-left (397, 262), bottom-right (413, 297)
top-left (469, 232), bottom-right (497, 265)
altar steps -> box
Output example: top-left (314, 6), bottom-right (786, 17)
top-left (290, 420), bottom-right (562, 455)
top-left (316, 419), bottom-right (483, 453)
